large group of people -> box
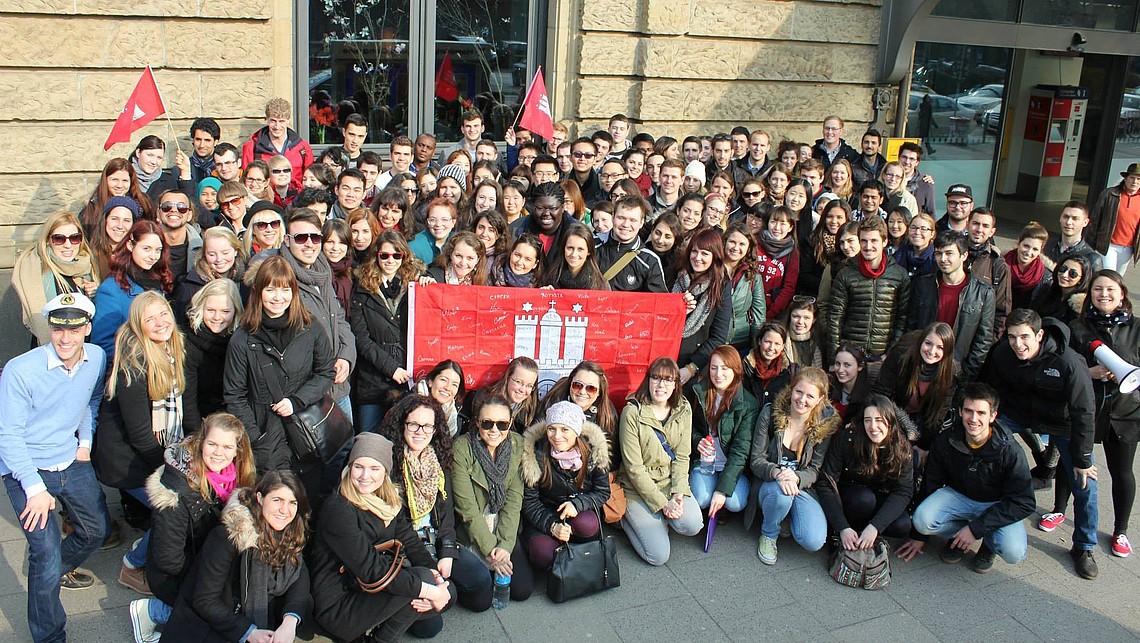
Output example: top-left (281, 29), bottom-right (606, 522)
top-left (3, 98), bottom-right (1140, 643)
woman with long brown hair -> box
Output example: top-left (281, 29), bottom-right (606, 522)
top-left (874, 323), bottom-right (960, 457)
top-left (816, 395), bottom-right (914, 552)
top-left (673, 227), bottom-right (732, 385)
top-left (91, 220), bottom-right (174, 360)
top-left (161, 470), bottom-right (312, 643)
top-left (224, 255), bottom-right (336, 472)
top-left (722, 222), bottom-right (766, 356)
top-left (80, 157), bottom-right (153, 234)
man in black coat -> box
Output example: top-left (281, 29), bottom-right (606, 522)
top-left (979, 309), bottom-right (1100, 579)
top-left (896, 383), bottom-right (1034, 573)
top-left (595, 196), bottom-right (667, 292)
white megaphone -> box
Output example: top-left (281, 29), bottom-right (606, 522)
top-left (1090, 340), bottom-right (1140, 394)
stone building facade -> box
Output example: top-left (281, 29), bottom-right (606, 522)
top-left (0, 0), bottom-right (882, 270)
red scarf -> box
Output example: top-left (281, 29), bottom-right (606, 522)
top-left (1003, 249), bottom-right (1044, 296)
top-left (752, 354), bottom-right (785, 383)
top-left (857, 254), bottom-right (887, 279)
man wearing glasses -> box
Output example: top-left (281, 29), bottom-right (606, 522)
top-left (937, 184), bottom-right (974, 234)
top-left (568, 138), bottom-right (606, 208)
top-left (153, 190), bottom-right (202, 284)
top-left (810, 116), bottom-right (860, 171)
top-left (212, 143), bottom-right (242, 183)
top-left (278, 210), bottom-right (357, 426)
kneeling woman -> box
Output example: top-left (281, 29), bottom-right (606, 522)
top-left (750, 367), bottom-right (840, 565)
top-left (161, 470), bottom-right (311, 643)
top-left (687, 345), bottom-right (759, 517)
top-left (816, 395), bottom-right (914, 553)
top-left (451, 395), bottom-right (534, 607)
top-left (521, 402), bottom-right (611, 570)
top-left (131, 412), bottom-right (256, 641)
top-left (619, 358), bottom-right (702, 566)
top-left (309, 433), bottom-right (454, 643)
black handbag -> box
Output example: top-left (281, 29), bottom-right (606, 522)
top-left (546, 501), bottom-right (620, 603)
top-left (256, 351), bottom-right (353, 466)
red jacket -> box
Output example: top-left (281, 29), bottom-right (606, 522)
top-left (241, 126), bottom-right (313, 192)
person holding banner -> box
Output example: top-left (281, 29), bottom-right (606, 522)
top-left (674, 228), bottom-right (733, 385)
top-left (619, 358), bottom-right (702, 565)
top-left (488, 234), bottom-right (544, 288)
top-left (540, 223), bottom-right (609, 291)
top-left (423, 231), bottom-right (489, 286)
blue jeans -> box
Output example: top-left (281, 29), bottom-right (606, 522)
top-left (756, 480), bottom-right (827, 551)
top-left (4, 460), bottom-right (109, 643)
top-left (122, 487), bottom-right (152, 569)
top-left (1053, 436), bottom-right (1099, 550)
top-left (1000, 415), bottom-right (1098, 550)
top-left (357, 403), bottom-right (386, 435)
top-left (336, 394), bottom-right (354, 424)
top-left (912, 487), bottom-right (1028, 564)
top-left (148, 598), bottom-right (173, 625)
top-left (689, 469), bottom-right (749, 513)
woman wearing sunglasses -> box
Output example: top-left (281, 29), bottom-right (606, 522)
top-left (13, 211), bottom-right (101, 346)
top-left (351, 230), bottom-right (425, 433)
top-left (451, 394), bottom-right (534, 606)
top-left (1030, 255), bottom-right (1092, 325)
top-left (541, 361), bottom-right (619, 448)
top-left (619, 358), bottom-right (701, 565)
top-left (463, 357), bottom-right (541, 434)
top-left (266, 155), bottom-right (296, 208)
top-left (240, 201), bottom-right (286, 258)
top-left (215, 181), bottom-right (249, 238)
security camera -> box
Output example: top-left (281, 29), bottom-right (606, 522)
top-left (1068, 32), bottom-right (1087, 52)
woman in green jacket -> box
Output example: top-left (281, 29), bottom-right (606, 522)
top-left (619, 357), bottom-right (702, 565)
top-left (722, 222), bottom-right (766, 356)
top-left (686, 345), bottom-right (759, 518)
top-left (451, 394), bottom-right (533, 606)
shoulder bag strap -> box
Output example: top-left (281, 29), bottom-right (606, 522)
top-left (254, 349), bottom-right (287, 403)
top-left (602, 250), bottom-right (640, 282)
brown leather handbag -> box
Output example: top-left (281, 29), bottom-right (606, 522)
top-left (340, 539), bottom-right (406, 593)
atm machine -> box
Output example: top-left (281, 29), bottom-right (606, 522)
top-left (1018, 85), bottom-right (1089, 202)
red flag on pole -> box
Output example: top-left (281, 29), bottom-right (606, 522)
top-left (407, 284), bottom-right (685, 405)
top-left (518, 68), bottom-right (554, 140)
top-left (103, 66), bottom-right (167, 151)
top-left (435, 52), bottom-right (459, 102)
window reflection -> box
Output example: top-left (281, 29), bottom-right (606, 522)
top-left (1021, 0), bottom-right (1138, 31)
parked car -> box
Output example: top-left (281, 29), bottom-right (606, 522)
top-left (955, 84), bottom-right (1004, 115)
top-left (980, 106), bottom-right (1002, 134)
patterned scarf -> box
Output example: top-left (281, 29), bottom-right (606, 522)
top-left (470, 434), bottom-right (512, 514)
top-left (151, 379), bottom-right (184, 448)
top-left (1086, 307), bottom-right (1133, 330)
top-left (403, 446), bottom-right (446, 524)
top-left (673, 271), bottom-right (714, 338)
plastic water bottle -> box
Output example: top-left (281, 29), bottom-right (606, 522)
top-left (699, 436), bottom-right (716, 475)
top-left (492, 572), bottom-right (511, 609)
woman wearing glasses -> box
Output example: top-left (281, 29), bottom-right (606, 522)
top-left (464, 357), bottom-right (540, 434)
top-left (242, 160), bottom-right (273, 204)
top-left (351, 230), bottom-right (425, 433)
top-left (240, 201), bottom-right (286, 258)
top-left (13, 211), bottom-right (101, 346)
top-left (619, 358), bottom-right (701, 565)
top-left (879, 161), bottom-right (919, 220)
top-left (215, 181), bottom-right (249, 238)
top-left (894, 212), bottom-right (938, 280)
top-left (451, 394), bottom-right (534, 607)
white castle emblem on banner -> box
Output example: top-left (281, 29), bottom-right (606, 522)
top-left (514, 300), bottom-right (588, 395)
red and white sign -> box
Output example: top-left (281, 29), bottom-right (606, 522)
top-left (518, 68), bottom-right (554, 140)
top-left (407, 284), bottom-right (686, 404)
top-left (104, 66), bottom-right (167, 150)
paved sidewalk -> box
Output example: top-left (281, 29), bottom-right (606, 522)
top-left (0, 441), bottom-right (1138, 642)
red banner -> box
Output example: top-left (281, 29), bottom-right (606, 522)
top-left (408, 284), bottom-right (686, 405)
top-left (518, 68), bottom-right (554, 140)
top-left (435, 52), bottom-right (459, 103)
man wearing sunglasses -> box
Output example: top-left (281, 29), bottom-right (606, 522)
top-left (568, 138), bottom-right (606, 208)
top-left (276, 210), bottom-right (357, 425)
top-left (154, 190), bottom-right (201, 284)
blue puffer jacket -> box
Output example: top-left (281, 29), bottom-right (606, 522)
top-left (90, 277), bottom-right (145, 361)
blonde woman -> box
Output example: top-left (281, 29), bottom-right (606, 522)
top-left (93, 292), bottom-right (186, 596)
top-left (174, 226), bottom-right (247, 321)
top-left (266, 154), bottom-right (296, 207)
top-left (184, 279), bottom-right (244, 435)
top-left (241, 201), bottom-right (286, 257)
top-left (13, 211), bottom-right (100, 345)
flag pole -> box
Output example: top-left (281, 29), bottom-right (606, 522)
top-left (149, 65), bottom-right (186, 156)
top-left (510, 66), bottom-right (541, 132)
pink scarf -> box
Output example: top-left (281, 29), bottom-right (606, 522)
top-left (206, 463), bottom-right (237, 502)
top-left (551, 447), bottom-right (583, 471)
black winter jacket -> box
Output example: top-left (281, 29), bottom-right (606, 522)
top-left (816, 427), bottom-right (913, 534)
top-left (914, 420), bottom-right (1034, 540)
top-left (144, 443), bottom-right (226, 606)
top-left (161, 493), bottom-right (312, 643)
top-left (1069, 313), bottom-right (1140, 443)
top-left (520, 421), bottom-right (611, 537)
top-left (93, 369), bottom-right (168, 490)
top-left (906, 274), bottom-right (995, 380)
top-left (978, 318), bottom-right (1096, 468)
top-left (872, 333), bottom-right (960, 450)
top-left (350, 281), bottom-right (410, 405)
top-left (596, 235), bottom-right (667, 292)
top-left (677, 281), bottom-right (733, 371)
top-left (183, 325), bottom-right (231, 435)
top-left (810, 138), bottom-right (860, 170)
top-left (223, 322), bottom-right (336, 471)
top-left (827, 257), bottom-right (910, 357)
top-left (307, 492), bottom-right (438, 642)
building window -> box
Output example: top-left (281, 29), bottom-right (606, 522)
top-left (1021, 0), bottom-right (1139, 31)
top-left (931, 0), bottom-right (1018, 23)
top-left (303, 0), bottom-right (536, 147)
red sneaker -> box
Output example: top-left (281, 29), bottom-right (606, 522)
top-left (1038, 512), bottom-right (1066, 533)
top-left (1112, 533), bottom-right (1132, 558)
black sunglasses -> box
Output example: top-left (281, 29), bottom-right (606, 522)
top-left (50, 233), bottom-right (83, 246)
top-left (478, 419), bottom-right (510, 432)
top-left (159, 202), bottom-right (191, 214)
top-left (290, 232), bottom-right (323, 245)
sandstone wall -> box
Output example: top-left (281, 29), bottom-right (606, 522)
top-left (0, 0), bottom-right (294, 268)
top-left (561, 0), bottom-right (883, 144)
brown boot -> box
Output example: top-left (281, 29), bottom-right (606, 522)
top-left (118, 564), bottom-right (152, 596)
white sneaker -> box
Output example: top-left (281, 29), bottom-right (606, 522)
top-left (129, 599), bottom-right (160, 643)
top-left (757, 535), bottom-right (778, 566)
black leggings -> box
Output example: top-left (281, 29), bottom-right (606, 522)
top-left (1052, 430), bottom-right (1138, 534)
top-left (837, 483), bottom-right (912, 538)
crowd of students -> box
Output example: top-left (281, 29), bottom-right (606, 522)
top-left (4, 98), bottom-right (1140, 643)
